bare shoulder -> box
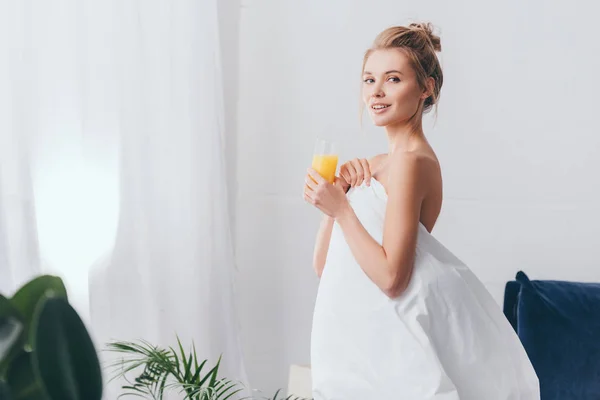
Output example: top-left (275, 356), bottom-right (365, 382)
top-left (388, 150), bottom-right (438, 174)
top-left (386, 149), bottom-right (442, 230)
top-left (387, 149), bottom-right (441, 196)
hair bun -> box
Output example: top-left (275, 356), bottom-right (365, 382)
top-left (408, 22), bottom-right (441, 52)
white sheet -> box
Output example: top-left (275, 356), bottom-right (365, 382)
top-left (311, 179), bottom-right (539, 399)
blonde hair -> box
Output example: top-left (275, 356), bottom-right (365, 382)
top-left (361, 22), bottom-right (443, 125)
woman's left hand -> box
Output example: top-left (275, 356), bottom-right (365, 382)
top-left (304, 168), bottom-right (350, 218)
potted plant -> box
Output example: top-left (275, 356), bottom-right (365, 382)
top-left (107, 338), bottom-right (311, 400)
top-left (0, 275), bottom-right (103, 400)
top-left (0, 275), bottom-right (311, 400)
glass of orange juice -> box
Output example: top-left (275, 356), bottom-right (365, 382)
top-left (312, 138), bottom-right (338, 184)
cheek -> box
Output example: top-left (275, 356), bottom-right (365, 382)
top-left (393, 87), bottom-right (421, 110)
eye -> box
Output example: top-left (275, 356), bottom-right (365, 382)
top-left (363, 78), bottom-right (375, 84)
top-left (388, 76), bottom-right (401, 83)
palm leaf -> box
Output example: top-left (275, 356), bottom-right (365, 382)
top-left (107, 339), bottom-right (177, 399)
top-left (214, 379), bottom-right (244, 400)
top-left (107, 338), bottom-right (243, 400)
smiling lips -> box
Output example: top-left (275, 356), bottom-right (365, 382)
top-left (371, 103), bottom-right (391, 114)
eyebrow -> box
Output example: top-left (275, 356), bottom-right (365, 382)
top-left (363, 70), bottom-right (404, 75)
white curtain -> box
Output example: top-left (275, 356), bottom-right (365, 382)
top-left (0, 1), bottom-right (248, 398)
top-left (0, 1), bottom-right (43, 295)
top-left (0, 75), bottom-right (41, 294)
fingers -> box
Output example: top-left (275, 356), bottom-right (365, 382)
top-left (339, 167), bottom-right (352, 188)
top-left (303, 177), bottom-right (326, 207)
top-left (305, 174), bottom-right (318, 192)
top-left (342, 158), bottom-right (370, 187)
top-left (344, 162), bottom-right (358, 186)
top-left (307, 168), bottom-right (327, 185)
top-left (304, 169), bottom-right (325, 206)
top-left (306, 157), bottom-right (370, 207)
top-left (337, 173), bottom-right (351, 186)
top-left (333, 177), bottom-right (348, 191)
top-left (359, 158), bottom-right (372, 186)
top-left (351, 159), bottom-right (365, 186)
top-left (303, 186), bottom-right (315, 204)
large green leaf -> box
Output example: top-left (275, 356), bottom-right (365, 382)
top-left (11, 276), bottom-right (67, 341)
top-left (6, 351), bottom-right (48, 400)
top-left (0, 295), bottom-right (24, 360)
top-left (32, 297), bottom-right (102, 400)
top-left (0, 317), bottom-right (23, 362)
top-left (0, 295), bottom-right (23, 320)
top-left (0, 296), bottom-right (25, 377)
top-left (0, 379), bottom-right (13, 400)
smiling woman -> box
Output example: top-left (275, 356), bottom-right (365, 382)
top-left (307, 22), bottom-right (540, 400)
top-left (361, 23), bottom-right (443, 129)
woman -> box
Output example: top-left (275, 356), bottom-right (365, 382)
top-left (303, 23), bottom-right (539, 399)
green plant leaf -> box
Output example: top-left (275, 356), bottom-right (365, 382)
top-left (190, 359), bottom-right (208, 386)
top-left (258, 389), bottom-right (313, 400)
top-left (0, 295), bottom-right (25, 377)
top-left (6, 351), bottom-right (48, 400)
top-left (0, 379), bottom-right (13, 400)
top-left (107, 340), bottom-right (175, 399)
top-left (169, 345), bottom-right (181, 379)
top-left (214, 378), bottom-right (243, 400)
top-left (200, 354), bottom-right (221, 389)
top-left (32, 297), bottom-right (102, 400)
top-left (176, 336), bottom-right (194, 384)
top-left (107, 338), bottom-right (243, 400)
top-left (11, 276), bottom-right (67, 345)
top-left (192, 342), bottom-right (199, 371)
top-left (0, 295), bottom-right (23, 321)
top-left (0, 316), bottom-right (23, 363)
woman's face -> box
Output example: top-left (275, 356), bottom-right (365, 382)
top-left (362, 49), bottom-right (426, 127)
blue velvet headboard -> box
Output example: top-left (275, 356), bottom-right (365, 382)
top-left (503, 271), bottom-right (600, 400)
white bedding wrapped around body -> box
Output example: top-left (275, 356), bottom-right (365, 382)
top-left (310, 179), bottom-right (539, 400)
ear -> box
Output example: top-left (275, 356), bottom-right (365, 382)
top-left (421, 77), bottom-right (435, 100)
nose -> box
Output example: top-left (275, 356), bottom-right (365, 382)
top-left (371, 84), bottom-right (384, 99)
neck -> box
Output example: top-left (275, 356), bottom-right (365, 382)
top-left (384, 121), bottom-right (425, 154)
top-left (383, 100), bottom-right (428, 154)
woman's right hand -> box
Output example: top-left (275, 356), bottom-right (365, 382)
top-left (339, 158), bottom-right (372, 191)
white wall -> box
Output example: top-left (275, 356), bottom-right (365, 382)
top-left (235, 0), bottom-right (600, 394)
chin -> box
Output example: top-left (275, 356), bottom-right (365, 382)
top-left (371, 115), bottom-right (393, 127)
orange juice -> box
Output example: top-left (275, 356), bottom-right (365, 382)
top-left (312, 154), bottom-right (338, 184)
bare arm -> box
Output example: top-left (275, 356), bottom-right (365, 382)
top-left (312, 215), bottom-right (335, 278)
top-left (335, 153), bottom-right (426, 298)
